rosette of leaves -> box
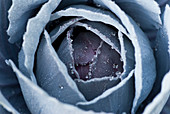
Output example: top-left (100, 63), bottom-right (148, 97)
top-left (0, 0), bottom-right (170, 114)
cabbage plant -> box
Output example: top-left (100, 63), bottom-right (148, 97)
top-left (0, 0), bottom-right (170, 114)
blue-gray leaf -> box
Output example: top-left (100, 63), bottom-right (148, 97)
top-left (77, 70), bottom-right (134, 113)
top-left (75, 77), bottom-right (121, 101)
top-left (35, 30), bottom-right (86, 104)
top-left (50, 5), bottom-right (128, 36)
top-left (6, 59), bottom-right (103, 114)
top-left (144, 4), bottom-right (170, 110)
top-left (113, 0), bottom-right (162, 30)
top-left (7, 0), bottom-right (48, 43)
top-left (0, 0), bottom-right (19, 86)
top-left (18, 0), bottom-right (61, 83)
top-left (0, 90), bottom-right (19, 114)
top-left (143, 71), bottom-right (170, 114)
top-left (93, 1), bottom-right (156, 113)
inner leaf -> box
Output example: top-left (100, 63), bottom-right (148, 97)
top-left (55, 21), bottom-right (125, 101)
top-left (71, 28), bottom-right (123, 81)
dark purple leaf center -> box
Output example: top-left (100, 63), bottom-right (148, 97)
top-left (72, 31), bottom-right (123, 81)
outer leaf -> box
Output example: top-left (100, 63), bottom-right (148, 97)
top-left (155, 4), bottom-right (170, 93)
top-left (7, 0), bottom-right (47, 43)
top-left (142, 4), bottom-right (170, 111)
top-left (0, 91), bottom-right (19, 114)
top-left (0, 1), bottom-right (30, 113)
top-left (143, 71), bottom-right (170, 114)
top-left (18, 0), bottom-right (61, 83)
top-left (35, 30), bottom-right (86, 104)
top-left (93, 0), bottom-right (156, 113)
top-left (0, 0), bottom-right (19, 86)
top-left (6, 59), bottom-right (102, 114)
top-left (112, 0), bottom-right (162, 30)
top-left (1, 84), bottom-right (30, 114)
top-left (77, 70), bottom-right (134, 113)
top-left (50, 5), bottom-right (128, 37)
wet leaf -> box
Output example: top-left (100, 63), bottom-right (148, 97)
top-left (6, 59), bottom-right (103, 114)
top-left (143, 71), bottom-right (170, 114)
top-left (93, 1), bottom-right (156, 112)
top-left (77, 70), bottom-right (134, 113)
top-left (35, 30), bottom-right (86, 104)
top-left (18, 0), bottom-right (61, 84)
top-left (7, 0), bottom-right (47, 43)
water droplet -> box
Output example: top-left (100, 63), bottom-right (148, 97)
top-left (113, 64), bottom-right (116, 68)
top-left (69, 64), bottom-right (73, 68)
top-left (87, 25), bottom-right (91, 30)
top-left (96, 4), bottom-right (101, 7)
top-left (59, 85), bottom-right (64, 89)
top-left (89, 66), bottom-right (92, 72)
top-left (120, 58), bottom-right (123, 62)
top-left (85, 76), bottom-right (89, 79)
top-left (71, 69), bottom-right (74, 74)
top-left (115, 65), bottom-right (118, 69)
top-left (111, 32), bottom-right (116, 36)
top-left (97, 50), bottom-right (101, 54)
top-left (116, 71), bottom-right (121, 77)
top-left (109, 76), bottom-right (114, 81)
top-left (88, 72), bottom-right (92, 76)
top-left (85, 46), bottom-right (88, 49)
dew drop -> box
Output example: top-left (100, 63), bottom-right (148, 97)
top-left (98, 50), bottom-right (101, 55)
top-left (116, 71), bottom-right (121, 77)
top-left (88, 72), bottom-right (92, 76)
top-left (120, 58), bottom-right (123, 62)
top-left (59, 85), bottom-right (64, 89)
top-left (113, 64), bottom-right (116, 68)
top-left (109, 76), bottom-right (114, 81)
top-left (111, 32), bottom-right (116, 36)
top-left (71, 69), bottom-right (74, 74)
top-left (85, 76), bottom-right (89, 79)
top-left (69, 64), bottom-right (73, 69)
top-left (85, 46), bottom-right (88, 49)
top-left (115, 64), bottom-right (119, 69)
top-left (96, 4), bottom-right (101, 7)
